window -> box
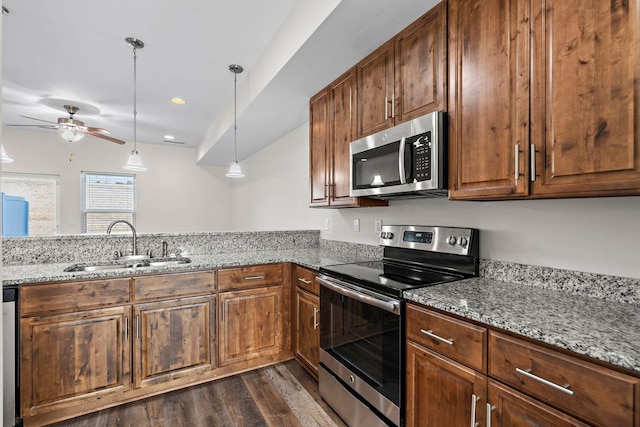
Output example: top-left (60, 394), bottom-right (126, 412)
top-left (1, 173), bottom-right (60, 236)
top-left (82, 172), bottom-right (136, 234)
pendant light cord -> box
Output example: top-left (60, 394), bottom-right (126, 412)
top-left (233, 69), bottom-right (237, 163)
top-left (133, 46), bottom-right (138, 152)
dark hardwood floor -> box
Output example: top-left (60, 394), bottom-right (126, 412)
top-left (49, 361), bottom-right (347, 427)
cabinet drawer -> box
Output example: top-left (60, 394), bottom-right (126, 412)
top-left (20, 278), bottom-right (131, 316)
top-left (489, 331), bottom-right (640, 427)
top-left (406, 304), bottom-right (486, 372)
top-left (294, 265), bottom-right (319, 295)
top-left (218, 264), bottom-right (284, 291)
top-left (134, 271), bottom-right (216, 301)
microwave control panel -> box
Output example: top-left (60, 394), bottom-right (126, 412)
top-left (409, 131), bottom-right (432, 182)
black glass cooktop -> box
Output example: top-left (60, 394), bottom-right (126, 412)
top-left (320, 260), bottom-right (464, 298)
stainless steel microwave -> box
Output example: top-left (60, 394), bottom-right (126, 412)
top-left (350, 111), bottom-right (447, 199)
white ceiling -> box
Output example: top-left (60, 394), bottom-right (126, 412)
top-left (2, 0), bottom-right (440, 166)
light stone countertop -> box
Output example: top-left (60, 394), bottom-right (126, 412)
top-left (404, 277), bottom-right (640, 374)
top-left (1, 248), bottom-right (375, 286)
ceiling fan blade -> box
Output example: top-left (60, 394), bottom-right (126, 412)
top-left (86, 130), bottom-right (126, 145)
top-left (86, 127), bottom-right (111, 135)
top-left (6, 124), bottom-right (58, 129)
top-left (19, 115), bottom-right (58, 125)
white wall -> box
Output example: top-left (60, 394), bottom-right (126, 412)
top-left (231, 123), bottom-right (640, 280)
top-left (2, 128), bottom-right (233, 234)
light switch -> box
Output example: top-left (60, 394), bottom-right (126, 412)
top-left (324, 218), bottom-right (330, 230)
top-left (353, 218), bottom-right (360, 232)
top-left (374, 219), bottom-right (382, 233)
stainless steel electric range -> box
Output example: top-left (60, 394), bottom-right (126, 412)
top-left (317, 225), bottom-right (479, 427)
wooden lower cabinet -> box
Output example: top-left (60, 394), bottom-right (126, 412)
top-left (133, 296), bottom-right (215, 388)
top-left (406, 340), bottom-right (486, 427)
top-left (294, 287), bottom-right (319, 378)
top-left (218, 285), bottom-right (284, 367)
top-left (20, 306), bottom-right (131, 418)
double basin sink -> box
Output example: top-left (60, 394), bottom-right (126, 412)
top-left (64, 257), bottom-right (192, 272)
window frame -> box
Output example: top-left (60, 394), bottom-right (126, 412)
top-left (81, 171), bottom-right (137, 234)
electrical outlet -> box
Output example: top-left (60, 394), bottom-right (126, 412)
top-left (324, 218), bottom-right (330, 230)
top-left (374, 219), bottom-right (382, 233)
top-left (353, 218), bottom-right (360, 232)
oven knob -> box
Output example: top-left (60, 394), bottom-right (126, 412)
top-left (458, 237), bottom-right (468, 247)
top-left (446, 235), bottom-right (457, 245)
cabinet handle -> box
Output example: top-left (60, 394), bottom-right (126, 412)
top-left (515, 368), bottom-right (574, 396)
top-left (470, 394), bottom-right (480, 427)
top-left (486, 403), bottom-right (495, 427)
top-left (515, 143), bottom-right (521, 181)
top-left (221, 303), bottom-right (225, 322)
top-left (136, 315), bottom-right (140, 340)
top-left (313, 307), bottom-right (320, 329)
top-left (243, 275), bottom-right (265, 281)
top-left (391, 96), bottom-right (396, 118)
top-left (124, 316), bottom-right (129, 341)
top-left (385, 96), bottom-right (389, 118)
top-left (298, 277), bottom-right (312, 285)
top-left (420, 329), bottom-right (454, 346)
top-left (530, 144), bottom-right (537, 182)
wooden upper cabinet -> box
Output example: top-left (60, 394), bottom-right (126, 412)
top-left (309, 89), bottom-right (330, 207)
top-left (448, 0), bottom-right (531, 200)
top-left (358, 41), bottom-right (395, 137)
top-left (395, 1), bottom-right (447, 123)
top-left (309, 68), bottom-right (387, 208)
top-left (530, 0), bottom-right (640, 196)
top-left (358, 3), bottom-right (447, 139)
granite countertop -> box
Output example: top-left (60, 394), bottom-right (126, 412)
top-left (1, 248), bottom-right (374, 286)
top-left (404, 277), bottom-right (640, 374)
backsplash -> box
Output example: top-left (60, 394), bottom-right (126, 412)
top-left (481, 259), bottom-right (640, 305)
top-left (2, 230), bottom-right (321, 265)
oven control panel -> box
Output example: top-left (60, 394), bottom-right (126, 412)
top-left (379, 225), bottom-right (477, 257)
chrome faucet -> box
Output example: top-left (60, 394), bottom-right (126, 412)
top-left (106, 220), bottom-right (138, 257)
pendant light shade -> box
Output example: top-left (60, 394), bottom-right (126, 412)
top-left (226, 64), bottom-right (244, 179)
top-left (1, 144), bottom-right (14, 163)
top-left (123, 37), bottom-right (147, 172)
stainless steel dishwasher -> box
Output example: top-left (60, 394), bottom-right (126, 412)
top-left (3, 285), bottom-right (19, 427)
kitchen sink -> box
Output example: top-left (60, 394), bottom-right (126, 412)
top-left (64, 257), bottom-right (192, 272)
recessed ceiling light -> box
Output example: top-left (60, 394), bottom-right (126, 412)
top-left (164, 135), bottom-right (175, 140)
top-left (170, 97), bottom-right (186, 105)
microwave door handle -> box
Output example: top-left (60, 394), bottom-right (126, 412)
top-left (398, 136), bottom-right (407, 184)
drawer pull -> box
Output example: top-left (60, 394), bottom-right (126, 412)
top-left (515, 368), bottom-right (574, 396)
top-left (243, 275), bottom-right (265, 281)
top-left (420, 329), bottom-right (454, 346)
top-left (298, 277), bottom-right (312, 284)
top-left (470, 394), bottom-right (480, 427)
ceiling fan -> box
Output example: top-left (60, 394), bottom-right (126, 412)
top-left (7, 104), bottom-right (126, 144)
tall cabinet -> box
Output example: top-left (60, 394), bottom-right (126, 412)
top-left (449, 0), bottom-right (640, 200)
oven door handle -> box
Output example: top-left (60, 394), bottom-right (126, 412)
top-left (317, 276), bottom-right (400, 315)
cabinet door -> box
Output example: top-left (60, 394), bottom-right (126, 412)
top-left (406, 340), bottom-right (487, 427)
top-left (133, 296), bottom-right (214, 389)
top-left (310, 88), bottom-right (330, 207)
top-left (219, 286), bottom-right (283, 367)
top-left (531, 0), bottom-right (640, 196)
top-left (448, 0), bottom-right (531, 199)
top-left (358, 40), bottom-right (395, 138)
top-left (20, 306), bottom-right (131, 417)
top-left (294, 287), bottom-right (319, 378)
top-left (330, 67), bottom-right (359, 206)
top-left (488, 380), bottom-right (590, 427)
top-left (395, 1), bottom-right (447, 123)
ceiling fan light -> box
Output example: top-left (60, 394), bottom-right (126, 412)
top-left (1, 145), bottom-right (14, 163)
top-left (225, 161), bottom-right (244, 178)
top-left (59, 126), bottom-right (85, 143)
top-left (123, 150), bottom-right (147, 171)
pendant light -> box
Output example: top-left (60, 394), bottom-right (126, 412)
top-left (123, 37), bottom-right (147, 172)
top-left (371, 174), bottom-right (385, 186)
top-left (1, 145), bottom-right (14, 163)
top-left (226, 64), bottom-right (244, 178)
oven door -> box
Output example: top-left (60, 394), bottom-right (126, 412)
top-left (317, 275), bottom-right (403, 426)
